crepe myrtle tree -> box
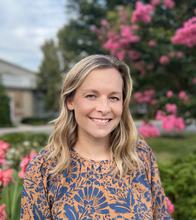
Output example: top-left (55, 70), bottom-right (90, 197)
top-left (92, 0), bottom-right (196, 136)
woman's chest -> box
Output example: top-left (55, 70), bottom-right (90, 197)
top-left (48, 171), bottom-right (153, 220)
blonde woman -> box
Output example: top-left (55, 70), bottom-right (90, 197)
top-left (20, 55), bottom-right (171, 219)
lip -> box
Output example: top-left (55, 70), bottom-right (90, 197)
top-left (89, 117), bottom-right (112, 125)
top-left (89, 117), bottom-right (112, 120)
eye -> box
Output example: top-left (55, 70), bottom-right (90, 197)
top-left (85, 94), bottom-right (96, 99)
top-left (110, 96), bottom-right (120, 101)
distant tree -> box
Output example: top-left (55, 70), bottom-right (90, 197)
top-left (58, 0), bottom-right (131, 71)
top-left (0, 77), bottom-right (12, 127)
top-left (37, 40), bottom-right (62, 112)
top-left (94, 0), bottom-right (196, 126)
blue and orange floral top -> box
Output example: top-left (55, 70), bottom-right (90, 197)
top-left (20, 140), bottom-right (171, 219)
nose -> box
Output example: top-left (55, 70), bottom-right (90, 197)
top-left (95, 97), bottom-right (111, 114)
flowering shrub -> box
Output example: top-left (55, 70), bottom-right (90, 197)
top-left (0, 141), bottom-right (10, 166)
top-left (131, 1), bottom-right (154, 24)
top-left (93, 0), bottom-right (196, 126)
top-left (172, 17), bottom-right (196, 47)
top-left (166, 197), bottom-right (175, 214)
top-left (0, 204), bottom-right (7, 220)
top-left (18, 151), bottom-right (37, 179)
top-left (0, 169), bottom-right (13, 187)
top-left (139, 121), bottom-right (160, 138)
top-left (0, 140), bottom-right (12, 220)
top-left (160, 152), bottom-right (196, 219)
top-left (0, 133), bottom-right (48, 220)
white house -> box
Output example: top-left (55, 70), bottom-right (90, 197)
top-left (0, 58), bottom-right (38, 124)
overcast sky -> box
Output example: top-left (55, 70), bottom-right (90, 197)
top-left (0, 0), bottom-right (68, 72)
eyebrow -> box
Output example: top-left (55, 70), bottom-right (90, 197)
top-left (82, 89), bottom-right (122, 95)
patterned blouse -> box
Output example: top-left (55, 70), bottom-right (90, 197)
top-left (20, 140), bottom-right (171, 220)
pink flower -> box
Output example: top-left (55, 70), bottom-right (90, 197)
top-left (134, 89), bottom-right (155, 104)
top-left (162, 115), bottom-right (176, 132)
top-left (172, 17), bottom-right (196, 48)
top-left (0, 169), bottom-right (13, 187)
top-left (103, 36), bottom-right (121, 54)
top-left (0, 204), bottom-right (7, 220)
top-left (116, 50), bottom-right (125, 60)
top-left (100, 19), bottom-right (109, 27)
top-left (18, 151), bottom-right (37, 178)
top-left (163, 0), bottom-right (175, 9)
top-left (175, 117), bottom-right (185, 131)
top-left (0, 140), bottom-right (10, 166)
top-left (131, 2), bottom-right (154, 24)
top-left (165, 103), bottom-right (177, 114)
top-left (166, 90), bottom-right (174, 98)
top-left (0, 140), bottom-right (10, 151)
top-left (120, 25), bottom-right (140, 44)
top-left (178, 91), bottom-right (189, 102)
top-left (118, 6), bottom-right (128, 23)
top-left (148, 40), bottom-right (157, 47)
top-left (159, 55), bottom-right (170, 64)
top-left (161, 114), bottom-right (185, 132)
top-left (176, 51), bottom-right (184, 58)
top-left (166, 197), bottom-right (175, 214)
top-left (128, 50), bottom-right (141, 60)
top-left (139, 122), bottom-right (160, 138)
top-left (155, 110), bottom-right (166, 120)
top-left (150, 0), bottom-right (161, 7)
top-left (0, 149), bottom-right (6, 166)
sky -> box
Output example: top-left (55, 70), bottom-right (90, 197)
top-left (0, 0), bottom-right (68, 72)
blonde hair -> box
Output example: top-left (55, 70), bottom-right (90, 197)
top-left (45, 54), bottom-right (141, 177)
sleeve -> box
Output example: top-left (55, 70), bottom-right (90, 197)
top-left (20, 154), bottom-right (52, 220)
top-left (146, 145), bottom-right (172, 220)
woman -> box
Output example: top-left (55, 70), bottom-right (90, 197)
top-left (20, 55), bottom-right (171, 219)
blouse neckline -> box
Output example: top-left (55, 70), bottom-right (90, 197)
top-left (70, 149), bottom-right (115, 174)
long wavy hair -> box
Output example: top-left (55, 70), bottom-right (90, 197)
top-left (45, 54), bottom-right (141, 177)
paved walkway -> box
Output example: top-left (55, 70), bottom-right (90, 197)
top-left (0, 121), bottom-right (195, 136)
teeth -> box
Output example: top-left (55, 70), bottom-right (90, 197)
top-left (90, 118), bottom-right (110, 124)
top-left (92, 118), bottom-right (110, 122)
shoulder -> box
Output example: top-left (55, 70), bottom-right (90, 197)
top-left (136, 138), bottom-right (154, 160)
top-left (25, 148), bottom-right (55, 179)
top-left (135, 138), bottom-right (158, 172)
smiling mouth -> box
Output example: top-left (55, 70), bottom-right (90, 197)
top-left (89, 117), bottom-right (112, 124)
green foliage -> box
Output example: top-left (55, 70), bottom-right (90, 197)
top-left (160, 153), bottom-right (196, 220)
top-left (58, 1), bottom-right (132, 71)
top-left (0, 132), bottom-right (48, 170)
top-left (0, 80), bottom-right (12, 127)
top-left (95, 1), bottom-right (196, 120)
top-left (0, 171), bottom-right (23, 220)
top-left (58, 1), bottom-right (106, 71)
top-left (21, 116), bottom-right (53, 125)
top-left (37, 40), bottom-right (62, 112)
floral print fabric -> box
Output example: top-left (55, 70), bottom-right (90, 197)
top-left (20, 140), bottom-right (171, 220)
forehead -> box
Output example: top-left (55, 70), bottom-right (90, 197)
top-left (78, 68), bottom-right (123, 92)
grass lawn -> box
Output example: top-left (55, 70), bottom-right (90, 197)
top-left (147, 133), bottom-right (196, 164)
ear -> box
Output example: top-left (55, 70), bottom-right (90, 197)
top-left (66, 97), bottom-right (74, 111)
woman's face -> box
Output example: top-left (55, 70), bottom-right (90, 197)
top-left (67, 68), bottom-right (123, 143)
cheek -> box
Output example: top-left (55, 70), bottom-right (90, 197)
top-left (74, 101), bottom-right (91, 116)
top-left (114, 104), bottom-right (123, 118)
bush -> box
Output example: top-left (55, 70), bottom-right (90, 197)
top-left (0, 132), bottom-right (48, 170)
top-left (21, 116), bottom-right (53, 125)
top-left (160, 153), bottom-right (196, 220)
top-left (0, 83), bottom-right (12, 127)
top-left (0, 171), bottom-right (23, 220)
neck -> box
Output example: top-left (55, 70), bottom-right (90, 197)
top-left (74, 134), bottom-right (112, 161)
